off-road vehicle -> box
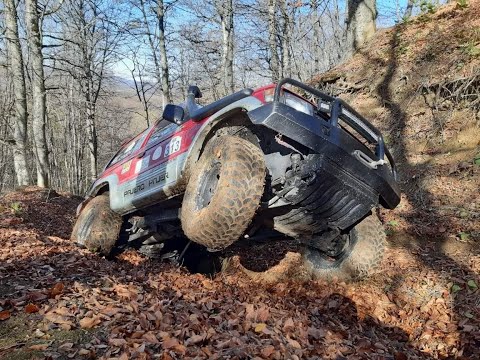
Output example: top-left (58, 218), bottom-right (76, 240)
top-left (72, 78), bottom-right (400, 280)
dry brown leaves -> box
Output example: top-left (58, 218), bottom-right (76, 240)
top-left (1, 186), bottom-right (479, 359)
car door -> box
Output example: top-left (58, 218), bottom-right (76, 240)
top-left (120, 120), bottom-right (181, 211)
top-left (103, 130), bottom-right (150, 212)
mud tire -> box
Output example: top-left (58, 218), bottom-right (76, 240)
top-left (71, 194), bottom-right (122, 256)
top-left (181, 135), bottom-right (265, 251)
top-left (302, 213), bottom-right (386, 281)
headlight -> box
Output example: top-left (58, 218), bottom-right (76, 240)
top-left (283, 92), bottom-right (314, 116)
top-left (263, 88), bottom-right (314, 116)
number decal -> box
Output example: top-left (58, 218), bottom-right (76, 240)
top-left (164, 136), bottom-right (182, 157)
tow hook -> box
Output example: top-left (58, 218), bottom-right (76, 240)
top-left (353, 150), bottom-right (386, 169)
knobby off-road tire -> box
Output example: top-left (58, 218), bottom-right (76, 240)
top-left (302, 213), bottom-right (386, 281)
top-left (71, 194), bottom-right (122, 256)
top-left (181, 135), bottom-right (265, 251)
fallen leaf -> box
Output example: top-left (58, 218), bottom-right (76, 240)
top-left (256, 306), bottom-right (269, 322)
top-left (109, 338), bottom-right (127, 347)
top-left (255, 323), bottom-right (267, 333)
top-left (162, 337), bottom-right (179, 349)
top-left (287, 338), bottom-right (301, 349)
top-left (307, 327), bottom-right (325, 340)
top-left (45, 313), bottom-right (74, 326)
top-left (467, 280), bottom-right (478, 289)
top-left (100, 306), bottom-right (122, 316)
top-left (28, 292), bottom-right (48, 302)
top-left (29, 343), bottom-right (49, 350)
top-left (283, 317), bottom-right (295, 331)
top-left (25, 303), bottom-right (40, 313)
top-left (79, 316), bottom-right (101, 329)
top-left (117, 353), bottom-right (129, 360)
top-left (187, 334), bottom-right (204, 345)
top-left (58, 342), bottom-right (74, 350)
top-left (245, 304), bottom-right (255, 321)
top-left (261, 345), bottom-right (275, 358)
top-left (142, 332), bottom-right (159, 344)
top-left (49, 283), bottom-right (65, 298)
top-left (0, 310), bottom-right (11, 321)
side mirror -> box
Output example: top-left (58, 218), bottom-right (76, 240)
top-left (163, 104), bottom-right (184, 124)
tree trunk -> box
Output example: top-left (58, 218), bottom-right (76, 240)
top-left (216, 0), bottom-right (234, 95)
top-left (311, 0), bottom-right (321, 73)
top-left (139, 0), bottom-right (162, 99)
top-left (268, 0), bottom-right (280, 82)
top-left (280, 0), bottom-right (290, 78)
top-left (4, 0), bottom-right (31, 186)
top-left (345, 0), bottom-right (377, 54)
top-left (156, 0), bottom-right (172, 104)
top-left (404, 0), bottom-right (414, 18)
top-left (25, 0), bottom-right (50, 187)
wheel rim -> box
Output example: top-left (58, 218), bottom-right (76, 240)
top-left (308, 229), bottom-right (358, 269)
top-left (195, 160), bottom-right (221, 210)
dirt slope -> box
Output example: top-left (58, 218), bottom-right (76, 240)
top-left (311, 0), bottom-right (480, 247)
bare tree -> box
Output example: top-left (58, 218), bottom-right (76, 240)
top-left (4, 0), bottom-right (31, 186)
top-left (134, 0), bottom-right (172, 106)
top-left (404, 0), bottom-right (414, 18)
top-left (25, 0), bottom-right (50, 187)
top-left (156, 0), bottom-right (172, 104)
top-left (268, 0), bottom-right (280, 82)
top-left (345, 0), bottom-right (377, 54)
top-left (214, 0), bottom-right (234, 95)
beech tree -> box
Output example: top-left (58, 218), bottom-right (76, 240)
top-left (214, 0), bottom-right (234, 95)
top-left (345, 0), bottom-right (377, 54)
top-left (4, 0), bottom-right (31, 186)
top-left (25, 0), bottom-right (50, 187)
top-left (135, 0), bottom-right (172, 107)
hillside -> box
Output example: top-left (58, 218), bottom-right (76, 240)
top-left (311, 0), bottom-right (480, 247)
top-left (1, 3), bottom-right (480, 360)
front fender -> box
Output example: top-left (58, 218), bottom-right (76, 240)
top-left (84, 174), bottom-right (121, 212)
top-left (179, 96), bottom-right (264, 181)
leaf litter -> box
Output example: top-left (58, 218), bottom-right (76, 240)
top-left (1, 194), bottom-right (479, 359)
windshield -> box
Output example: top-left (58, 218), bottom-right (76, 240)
top-left (105, 129), bottom-right (149, 169)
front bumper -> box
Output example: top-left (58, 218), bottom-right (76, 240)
top-left (248, 78), bottom-right (400, 210)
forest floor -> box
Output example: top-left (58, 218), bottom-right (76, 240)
top-left (1, 1), bottom-right (480, 359)
top-left (0, 187), bottom-right (479, 360)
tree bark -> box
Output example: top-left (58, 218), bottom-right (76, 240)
top-left (280, 0), bottom-right (290, 78)
top-left (268, 0), bottom-right (280, 82)
top-left (156, 0), bottom-right (172, 104)
top-left (345, 0), bottom-right (377, 54)
top-left (4, 0), bottom-right (31, 186)
top-left (25, 0), bottom-right (50, 187)
top-left (216, 0), bottom-right (234, 95)
top-left (404, 0), bottom-right (414, 18)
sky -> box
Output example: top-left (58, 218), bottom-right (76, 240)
top-left (112, 0), bottom-right (449, 79)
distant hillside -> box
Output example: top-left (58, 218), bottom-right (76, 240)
top-left (311, 1), bottom-right (480, 246)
